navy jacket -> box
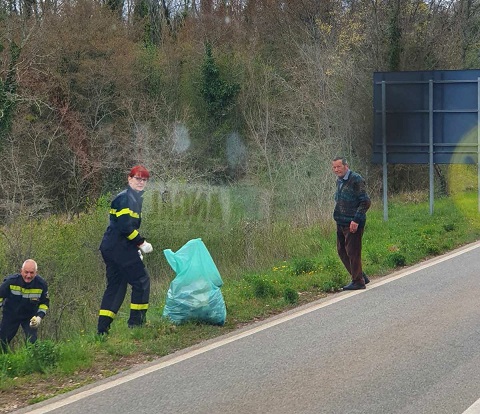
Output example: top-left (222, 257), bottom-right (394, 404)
top-left (0, 274), bottom-right (49, 321)
top-left (100, 186), bottom-right (146, 265)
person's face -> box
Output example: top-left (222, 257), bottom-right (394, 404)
top-left (332, 160), bottom-right (349, 178)
top-left (128, 175), bottom-right (148, 192)
top-left (21, 262), bottom-right (37, 283)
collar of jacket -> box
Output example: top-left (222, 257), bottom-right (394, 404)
top-left (126, 186), bottom-right (145, 199)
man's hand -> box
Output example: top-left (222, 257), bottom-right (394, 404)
top-left (349, 221), bottom-right (359, 233)
top-left (30, 316), bottom-right (42, 329)
top-left (139, 241), bottom-right (153, 254)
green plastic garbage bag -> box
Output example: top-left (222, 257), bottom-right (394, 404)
top-left (162, 238), bottom-right (226, 325)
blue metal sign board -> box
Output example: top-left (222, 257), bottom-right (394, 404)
top-left (373, 70), bottom-right (480, 164)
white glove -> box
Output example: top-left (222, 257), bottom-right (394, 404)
top-left (138, 250), bottom-right (144, 261)
top-left (30, 316), bottom-right (42, 328)
top-left (139, 241), bottom-right (153, 254)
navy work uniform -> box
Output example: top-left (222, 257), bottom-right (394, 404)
top-left (0, 274), bottom-right (49, 351)
top-left (97, 185), bottom-right (150, 334)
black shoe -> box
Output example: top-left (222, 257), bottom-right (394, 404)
top-left (363, 273), bottom-right (370, 284)
top-left (343, 282), bottom-right (366, 290)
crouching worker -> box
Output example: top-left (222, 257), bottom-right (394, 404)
top-left (0, 259), bottom-right (49, 352)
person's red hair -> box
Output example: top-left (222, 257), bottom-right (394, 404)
top-left (129, 165), bottom-right (150, 179)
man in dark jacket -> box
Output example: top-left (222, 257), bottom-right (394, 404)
top-left (0, 259), bottom-right (49, 352)
top-left (332, 156), bottom-right (371, 290)
top-left (97, 165), bottom-right (154, 335)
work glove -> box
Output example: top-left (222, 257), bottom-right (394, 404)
top-left (138, 250), bottom-right (144, 261)
top-left (139, 241), bottom-right (153, 254)
top-left (29, 316), bottom-right (42, 329)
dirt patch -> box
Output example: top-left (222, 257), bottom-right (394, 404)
top-left (0, 353), bottom-right (150, 413)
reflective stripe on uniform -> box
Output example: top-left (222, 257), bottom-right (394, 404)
top-left (110, 208), bottom-right (140, 219)
top-left (99, 309), bottom-right (116, 319)
top-left (127, 230), bottom-right (139, 240)
top-left (9, 285), bottom-right (43, 299)
top-left (130, 303), bottom-right (148, 310)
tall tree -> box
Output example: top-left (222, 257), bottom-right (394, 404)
top-left (0, 40), bottom-right (19, 144)
top-left (387, 0), bottom-right (402, 70)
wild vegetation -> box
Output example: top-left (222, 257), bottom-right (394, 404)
top-left (2, 0), bottom-right (480, 219)
top-left (2, 0), bottom-right (480, 411)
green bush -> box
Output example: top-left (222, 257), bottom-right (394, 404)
top-left (27, 340), bottom-right (59, 373)
top-left (291, 258), bottom-right (316, 275)
top-left (0, 341), bottom-right (58, 378)
top-left (320, 255), bottom-right (343, 273)
top-left (0, 350), bottom-right (29, 378)
top-left (424, 242), bottom-right (441, 255)
top-left (443, 223), bottom-right (455, 232)
top-left (365, 248), bottom-right (382, 265)
top-left (386, 252), bottom-right (406, 267)
top-left (321, 273), bottom-right (347, 292)
top-left (251, 277), bottom-right (278, 299)
top-left (283, 288), bottom-right (299, 304)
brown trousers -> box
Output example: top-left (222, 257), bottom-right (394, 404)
top-left (336, 225), bottom-right (365, 284)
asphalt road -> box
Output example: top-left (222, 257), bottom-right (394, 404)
top-left (15, 242), bottom-right (480, 414)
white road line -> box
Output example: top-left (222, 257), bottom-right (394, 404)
top-left (18, 241), bottom-right (480, 414)
top-left (463, 399), bottom-right (480, 414)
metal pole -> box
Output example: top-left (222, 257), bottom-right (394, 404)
top-left (429, 80), bottom-right (434, 215)
top-left (478, 78), bottom-right (480, 212)
top-left (382, 81), bottom-right (388, 221)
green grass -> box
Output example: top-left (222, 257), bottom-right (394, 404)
top-left (1, 189), bottom-right (480, 403)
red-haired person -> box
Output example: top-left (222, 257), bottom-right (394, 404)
top-left (97, 166), bottom-right (153, 335)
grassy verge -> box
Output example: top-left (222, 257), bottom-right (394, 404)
top-left (1, 191), bottom-right (480, 410)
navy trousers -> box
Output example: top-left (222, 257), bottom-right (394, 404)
top-left (98, 250), bottom-right (150, 334)
top-left (0, 315), bottom-right (37, 352)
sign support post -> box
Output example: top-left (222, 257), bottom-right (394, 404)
top-left (429, 80), bottom-right (434, 215)
top-left (382, 81), bottom-right (388, 221)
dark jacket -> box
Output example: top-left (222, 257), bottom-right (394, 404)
top-left (333, 170), bottom-right (371, 227)
top-left (0, 274), bottom-right (49, 321)
top-left (100, 186), bottom-right (145, 265)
